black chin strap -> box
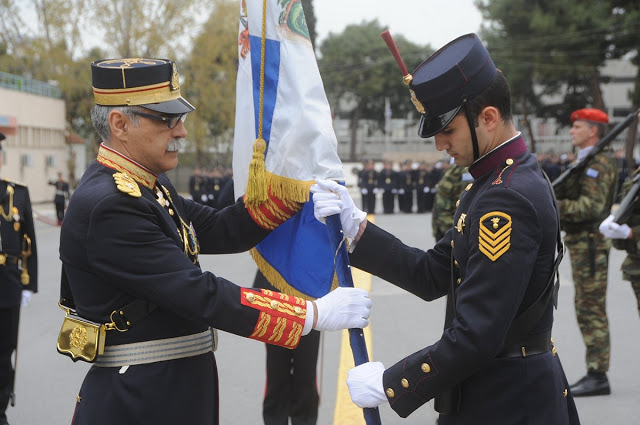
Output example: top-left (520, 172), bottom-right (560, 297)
top-left (463, 102), bottom-right (480, 161)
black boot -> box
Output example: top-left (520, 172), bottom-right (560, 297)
top-left (570, 371), bottom-right (611, 397)
top-left (0, 385), bottom-right (10, 425)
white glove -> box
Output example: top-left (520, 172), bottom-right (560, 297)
top-left (599, 214), bottom-right (631, 239)
top-left (200, 194), bottom-right (208, 202)
top-left (423, 186), bottom-right (429, 193)
top-left (311, 180), bottom-right (367, 239)
top-left (398, 189), bottom-right (405, 195)
top-left (21, 290), bottom-right (33, 307)
top-left (347, 361), bottom-right (388, 408)
top-left (361, 188), bottom-right (368, 195)
top-left (313, 287), bottom-right (371, 331)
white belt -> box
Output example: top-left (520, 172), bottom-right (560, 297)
top-left (94, 329), bottom-right (217, 368)
top-left (56, 190), bottom-right (65, 196)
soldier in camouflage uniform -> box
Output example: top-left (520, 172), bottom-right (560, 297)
top-left (599, 165), bottom-right (640, 315)
top-left (555, 108), bottom-right (618, 397)
top-left (431, 160), bottom-right (472, 241)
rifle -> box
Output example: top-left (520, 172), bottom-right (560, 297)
top-left (613, 172), bottom-right (640, 224)
top-left (552, 108), bottom-right (640, 190)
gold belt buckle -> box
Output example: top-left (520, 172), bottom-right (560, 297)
top-left (0, 254), bottom-right (6, 265)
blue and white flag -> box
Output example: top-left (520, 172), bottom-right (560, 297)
top-left (233, 0), bottom-right (345, 299)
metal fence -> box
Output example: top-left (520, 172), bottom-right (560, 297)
top-left (0, 71), bottom-right (62, 99)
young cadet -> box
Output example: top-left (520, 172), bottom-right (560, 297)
top-left (312, 34), bottom-right (579, 424)
top-left (57, 58), bottom-right (371, 425)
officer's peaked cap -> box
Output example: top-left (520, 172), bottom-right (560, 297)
top-left (570, 108), bottom-right (609, 125)
top-left (91, 58), bottom-right (195, 114)
top-left (410, 33), bottom-right (497, 138)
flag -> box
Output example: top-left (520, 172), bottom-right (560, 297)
top-left (233, 0), bottom-right (345, 299)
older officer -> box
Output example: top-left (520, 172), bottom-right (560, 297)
top-left (313, 34), bottom-right (579, 424)
top-left (0, 133), bottom-right (38, 425)
top-left (555, 108), bottom-right (617, 397)
top-left (58, 58), bottom-right (371, 425)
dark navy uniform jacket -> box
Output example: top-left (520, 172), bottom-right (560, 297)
top-left (351, 136), bottom-right (579, 424)
top-left (0, 179), bottom-right (38, 308)
top-left (60, 145), bottom-right (305, 425)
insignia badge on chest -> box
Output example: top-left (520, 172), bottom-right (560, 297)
top-left (113, 173), bottom-right (142, 198)
top-left (478, 211), bottom-right (512, 261)
top-left (455, 213), bottom-right (467, 234)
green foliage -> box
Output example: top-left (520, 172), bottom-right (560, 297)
top-left (476, 0), bottom-right (639, 127)
top-left (318, 19), bottom-right (430, 124)
top-left (182, 0), bottom-right (238, 166)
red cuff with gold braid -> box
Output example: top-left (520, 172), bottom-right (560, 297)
top-left (244, 188), bottom-right (302, 230)
top-left (241, 288), bottom-right (307, 349)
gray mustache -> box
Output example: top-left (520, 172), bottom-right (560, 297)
top-left (167, 138), bottom-right (186, 152)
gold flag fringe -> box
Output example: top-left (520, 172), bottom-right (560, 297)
top-left (251, 247), bottom-right (339, 301)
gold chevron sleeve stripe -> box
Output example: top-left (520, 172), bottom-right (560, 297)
top-left (478, 211), bottom-right (512, 261)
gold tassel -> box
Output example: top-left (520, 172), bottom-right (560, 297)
top-left (245, 138), bottom-right (268, 206)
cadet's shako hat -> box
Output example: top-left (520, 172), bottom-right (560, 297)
top-left (570, 108), bottom-right (609, 124)
top-left (91, 58), bottom-right (195, 114)
top-left (410, 33), bottom-right (497, 138)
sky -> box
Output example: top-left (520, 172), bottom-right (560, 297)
top-left (313, 0), bottom-right (483, 49)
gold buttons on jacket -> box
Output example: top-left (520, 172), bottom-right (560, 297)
top-left (421, 363), bottom-right (431, 373)
top-left (465, 183), bottom-right (473, 191)
top-left (451, 240), bottom-right (455, 248)
top-left (552, 347), bottom-right (557, 356)
top-left (506, 158), bottom-right (514, 166)
top-left (454, 260), bottom-right (459, 267)
top-left (294, 306), bottom-right (304, 315)
top-left (456, 278), bottom-right (461, 285)
top-left (456, 200), bottom-right (460, 208)
top-left (386, 388), bottom-right (395, 398)
top-left (563, 388), bottom-right (568, 397)
top-left (270, 300), bottom-right (280, 309)
top-left (246, 293), bottom-right (256, 303)
top-left (401, 378), bottom-right (409, 388)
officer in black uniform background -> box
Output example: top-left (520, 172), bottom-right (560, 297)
top-left (397, 160), bottom-right (415, 213)
top-left (0, 132), bottom-right (38, 425)
top-left (48, 171), bottom-right (70, 225)
top-left (358, 159), bottom-right (377, 214)
top-left (377, 160), bottom-right (398, 214)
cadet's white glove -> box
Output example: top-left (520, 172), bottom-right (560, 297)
top-left (312, 287), bottom-right (371, 332)
top-left (347, 361), bottom-right (388, 408)
top-left (21, 290), bottom-right (33, 307)
top-left (311, 180), bottom-right (366, 239)
top-left (599, 214), bottom-right (631, 239)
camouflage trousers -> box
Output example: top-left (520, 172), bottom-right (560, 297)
top-left (565, 232), bottom-right (611, 373)
top-left (621, 256), bottom-right (640, 316)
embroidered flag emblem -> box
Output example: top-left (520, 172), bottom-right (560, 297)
top-left (478, 211), bottom-right (512, 261)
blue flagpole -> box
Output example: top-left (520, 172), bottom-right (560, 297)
top-left (326, 214), bottom-right (382, 425)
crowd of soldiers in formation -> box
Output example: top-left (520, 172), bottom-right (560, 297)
top-left (357, 149), bottom-right (638, 216)
top-left (188, 166), bottom-right (235, 209)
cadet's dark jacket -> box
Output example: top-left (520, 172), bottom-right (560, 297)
top-left (350, 136), bottom-right (579, 424)
top-left (0, 179), bottom-right (38, 308)
top-left (60, 145), bottom-right (305, 425)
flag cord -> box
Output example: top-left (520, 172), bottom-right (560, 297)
top-left (245, 0), bottom-right (269, 205)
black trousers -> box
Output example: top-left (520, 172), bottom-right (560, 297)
top-left (253, 271), bottom-right (320, 425)
top-left (54, 196), bottom-right (65, 222)
top-left (0, 305), bottom-right (19, 421)
top-left (262, 330), bottom-right (320, 425)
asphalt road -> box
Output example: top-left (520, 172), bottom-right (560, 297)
top-left (6, 202), bottom-right (640, 425)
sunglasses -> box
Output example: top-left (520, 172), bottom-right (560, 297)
top-left (132, 111), bottom-right (187, 129)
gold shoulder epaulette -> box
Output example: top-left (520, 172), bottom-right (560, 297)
top-left (1, 178), bottom-right (26, 187)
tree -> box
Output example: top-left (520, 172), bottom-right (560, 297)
top-left (87, 0), bottom-right (209, 59)
top-left (318, 19), bottom-right (430, 160)
top-left (182, 0), bottom-right (238, 167)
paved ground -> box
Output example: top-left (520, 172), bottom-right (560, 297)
top-left (5, 202), bottom-right (640, 424)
